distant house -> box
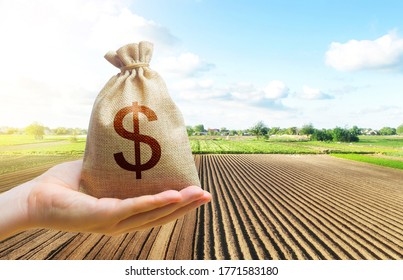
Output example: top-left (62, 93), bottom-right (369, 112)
top-left (207, 128), bottom-right (220, 135)
top-left (362, 129), bottom-right (379, 135)
top-left (192, 131), bottom-right (207, 136)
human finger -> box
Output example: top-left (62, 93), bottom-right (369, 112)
top-left (114, 186), bottom-right (206, 231)
top-left (122, 193), bottom-right (211, 232)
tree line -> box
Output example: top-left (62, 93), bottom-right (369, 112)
top-left (188, 122), bottom-right (403, 142)
top-left (0, 122), bottom-right (87, 139)
top-left (3, 121), bottom-right (403, 143)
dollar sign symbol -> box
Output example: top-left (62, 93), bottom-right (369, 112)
top-left (113, 102), bottom-right (161, 179)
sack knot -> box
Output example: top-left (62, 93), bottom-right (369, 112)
top-left (120, 63), bottom-right (149, 71)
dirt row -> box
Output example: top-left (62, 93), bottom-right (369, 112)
top-left (1, 155), bottom-right (402, 259)
top-left (0, 155), bottom-right (82, 193)
top-left (195, 155), bottom-right (403, 260)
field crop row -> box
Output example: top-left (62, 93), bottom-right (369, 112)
top-left (0, 155), bottom-right (82, 176)
top-left (190, 139), bottom-right (318, 154)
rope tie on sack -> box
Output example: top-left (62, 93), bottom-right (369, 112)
top-left (120, 63), bottom-right (149, 71)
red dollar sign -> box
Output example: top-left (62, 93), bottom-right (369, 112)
top-left (113, 102), bottom-right (161, 179)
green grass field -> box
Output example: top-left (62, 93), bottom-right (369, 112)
top-left (0, 135), bottom-right (85, 174)
top-left (0, 154), bottom-right (83, 175)
top-left (331, 154), bottom-right (403, 170)
top-left (190, 135), bottom-right (403, 154)
top-left (0, 135), bottom-right (65, 146)
top-left (0, 135), bottom-right (86, 155)
top-left (187, 136), bottom-right (403, 169)
top-left (0, 134), bottom-right (402, 172)
top-left (190, 138), bottom-right (317, 154)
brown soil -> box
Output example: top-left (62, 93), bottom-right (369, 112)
top-left (0, 154), bottom-right (402, 260)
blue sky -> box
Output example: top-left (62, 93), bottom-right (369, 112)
top-left (0, 0), bottom-right (402, 130)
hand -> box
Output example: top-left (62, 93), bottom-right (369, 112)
top-left (0, 160), bottom-right (211, 240)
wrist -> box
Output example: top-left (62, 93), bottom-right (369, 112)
top-left (0, 181), bottom-right (35, 240)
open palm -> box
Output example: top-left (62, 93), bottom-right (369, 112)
top-left (0, 160), bottom-right (210, 240)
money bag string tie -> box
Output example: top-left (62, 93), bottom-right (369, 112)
top-left (120, 63), bottom-right (149, 72)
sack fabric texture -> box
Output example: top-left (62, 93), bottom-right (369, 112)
top-left (80, 41), bottom-right (200, 199)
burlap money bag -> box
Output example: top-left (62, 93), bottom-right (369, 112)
top-left (80, 41), bottom-right (200, 199)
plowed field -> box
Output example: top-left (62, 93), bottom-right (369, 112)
top-left (1, 155), bottom-right (402, 260)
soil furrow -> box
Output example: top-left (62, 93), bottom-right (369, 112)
top-left (267, 159), bottom-right (403, 254)
top-left (117, 231), bottom-right (151, 260)
top-left (13, 230), bottom-right (63, 260)
top-left (139, 227), bottom-right (161, 260)
top-left (147, 221), bottom-right (176, 260)
top-left (226, 155), bottom-right (340, 259)
top-left (282, 155), bottom-right (403, 209)
top-left (247, 161), bottom-right (377, 259)
top-left (207, 155), bottom-right (244, 259)
top-left (21, 231), bottom-right (75, 260)
top-left (173, 210), bottom-right (197, 260)
top-left (239, 155), bottom-right (402, 259)
top-left (210, 155), bottom-right (260, 259)
top-left (93, 234), bottom-right (129, 260)
top-left (222, 155), bottom-right (323, 259)
top-left (196, 155), bottom-right (216, 259)
top-left (246, 155), bottom-right (403, 238)
top-left (219, 154), bottom-right (295, 259)
top-left (110, 232), bottom-right (137, 260)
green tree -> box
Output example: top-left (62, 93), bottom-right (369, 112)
top-left (397, 124), bottom-right (403, 135)
top-left (220, 127), bottom-right (229, 136)
top-left (54, 127), bottom-right (68, 135)
top-left (286, 127), bottom-right (298, 135)
top-left (332, 127), bottom-right (359, 142)
top-left (186, 126), bottom-right (194, 136)
top-left (379, 127), bottom-right (396, 135)
top-left (349, 125), bottom-right (362, 136)
top-left (249, 121), bottom-right (269, 139)
top-left (269, 127), bottom-right (280, 135)
top-left (207, 129), bottom-right (219, 136)
top-left (311, 129), bottom-right (333, 141)
top-left (25, 122), bottom-right (45, 140)
top-left (6, 127), bottom-right (19, 134)
top-left (300, 123), bottom-right (315, 136)
top-left (229, 130), bottom-right (237, 136)
top-left (193, 124), bottom-right (205, 134)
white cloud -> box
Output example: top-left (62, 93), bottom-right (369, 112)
top-left (228, 83), bottom-right (263, 102)
top-left (227, 80), bottom-right (290, 103)
top-left (328, 85), bottom-right (360, 95)
top-left (325, 30), bottom-right (403, 71)
top-left (169, 79), bottom-right (290, 113)
top-left (358, 105), bottom-right (402, 115)
top-left (86, 6), bottom-right (178, 51)
top-left (301, 86), bottom-right (333, 100)
top-left (264, 80), bottom-right (290, 99)
top-left (156, 52), bottom-right (214, 77)
top-left (178, 98), bottom-right (297, 130)
top-left (171, 78), bottom-right (227, 100)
